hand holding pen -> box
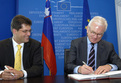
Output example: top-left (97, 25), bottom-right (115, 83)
top-left (78, 61), bottom-right (94, 74)
top-left (3, 65), bottom-right (24, 80)
top-left (4, 65), bottom-right (14, 76)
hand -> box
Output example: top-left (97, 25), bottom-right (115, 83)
top-left (94, 65), bottom-right (112, 75)
top-left (78, 65), bottom-right (94, 74)
top-left (2, 65), bottom-right (24, 80)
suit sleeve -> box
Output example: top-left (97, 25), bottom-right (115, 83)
top-left (24, 41), bottom-right (43, 77)
top-left (109, 43), bottom-right (121, 70)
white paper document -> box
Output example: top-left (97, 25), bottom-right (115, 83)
top-left (68, 70), bottom-right (121, 81)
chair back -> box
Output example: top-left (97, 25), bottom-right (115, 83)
top-left (64, 49), bottom-right (70, 76)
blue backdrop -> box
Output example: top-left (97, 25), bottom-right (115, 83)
top-left (0, 0), bottom-right (118, 75)
top-left (0, 0), bottom-right (16, 40)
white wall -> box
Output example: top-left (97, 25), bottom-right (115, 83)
top-left (115, 0), bottom-right (121, 58)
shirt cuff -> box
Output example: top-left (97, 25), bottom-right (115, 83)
top-left (73, 66), bottom-right (80, 74)
top-left (0, 71), bottom-right (3, 75)
top-left (109, 64), bottom-right (118, 71)
top-left (21, 70), bottom-right (27, 78)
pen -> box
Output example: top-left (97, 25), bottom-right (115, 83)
top-left (4, 66), bottom-right (14, 76)
top-left (82, 61), bottom-right (94, 73)
top-left (82, 61), bottom-right (88, 66)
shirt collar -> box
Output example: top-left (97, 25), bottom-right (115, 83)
top-left (12, 37), bottom-right (24, 48)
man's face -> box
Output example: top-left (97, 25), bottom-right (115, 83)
top-left (87, 23), bottom-right (105, 44)
top-left (13, 24), bottom-right (31, 44)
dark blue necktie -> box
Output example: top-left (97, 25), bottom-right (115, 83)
top-left (88, 43), bottom-right (95, 70)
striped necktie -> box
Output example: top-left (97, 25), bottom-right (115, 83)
top-left (88, 43), bottom-right (95, 70)
top-left (14, 45), bottom-right (22, 70)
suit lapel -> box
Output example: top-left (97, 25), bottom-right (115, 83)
top-left (79, 37), bottom-right (87, 63)
top-left (97, 40), bottom-right (104, 68)
top-left (84, 37), bottom-right (87, 62)
top-left (23, 41), bottom-right (30, 69)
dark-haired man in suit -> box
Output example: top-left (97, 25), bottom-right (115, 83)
top-left (0, 15), bottom-right (43, 80)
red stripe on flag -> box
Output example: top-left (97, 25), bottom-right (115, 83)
top-left (41, 33), bottom-right (57, 75)
top-left (44, 15), bottom-right (52, 19)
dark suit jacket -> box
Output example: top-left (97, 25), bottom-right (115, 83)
top-left (0, 38), bottom-right (43, 77)
top-left (65, 37), bottom-right (121, 74)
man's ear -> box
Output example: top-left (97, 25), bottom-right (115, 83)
top-left (12, 29), bottom-right (17, 34)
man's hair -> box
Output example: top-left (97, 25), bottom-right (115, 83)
top-left (11, 15), bottom-right (32, 31)
top-left (88, 16), bottom-right (108, 32)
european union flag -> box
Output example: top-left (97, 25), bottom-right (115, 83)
top-left (82, 0), bottom-right (91, 36)
top-left (57, 2), bottom-right (71, 11)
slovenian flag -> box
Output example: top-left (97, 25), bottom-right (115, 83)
top-left (41, 0), bottom-right (57, 75)
top-left (82, 0), bottom-right (91, 37)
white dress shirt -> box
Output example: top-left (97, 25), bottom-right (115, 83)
top-left (12, 38), bottom-right (27, 78)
